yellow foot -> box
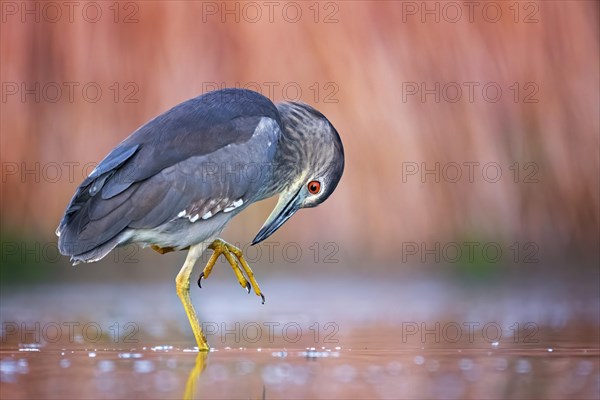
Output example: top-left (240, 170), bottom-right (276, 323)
top-left (152, 245), bottom-right (190, 254)
top-left (197, 238), bottom-right (265, 304)
top-left (152, 245), bottom-right (176, 254)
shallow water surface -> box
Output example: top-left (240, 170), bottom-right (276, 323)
top-left (1, 277), bottom-right (598, 399)
top-left (1, 345), bottom-right (599, 399)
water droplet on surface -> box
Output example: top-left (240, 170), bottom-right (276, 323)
top-left (150, 345), bottom-right (173, 352)
top-left (18, 347), bottom-right (39, 352)
top-left (118, 352), bottom-right (142, 359)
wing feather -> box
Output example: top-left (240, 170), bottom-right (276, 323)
top-left (57, 89), bottom-right (281, 258)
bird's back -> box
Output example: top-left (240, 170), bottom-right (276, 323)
top-left (57, 89), bottom-right (282, 263)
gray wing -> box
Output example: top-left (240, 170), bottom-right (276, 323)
top-left (57, 89), bottom-right (281, 258)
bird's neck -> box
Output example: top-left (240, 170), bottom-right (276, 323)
top-left (260, 101), bottom-right (327, 200)
top-left (267, 107), bottom-right (314, 198)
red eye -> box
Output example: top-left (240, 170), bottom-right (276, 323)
top-left (307, 180), bottom-right (321, 195)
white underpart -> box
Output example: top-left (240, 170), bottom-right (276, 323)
top-left (189, 214), bottom-right (200, 223)
top-left (177, 210), bottom-right (187, 218)
top-left (223, 199), bottom-right (244, 213)
top-left (201, 211), bottom-right (213, 220)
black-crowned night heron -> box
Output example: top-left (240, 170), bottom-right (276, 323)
top-left (56, 88), bottom-right (345, 350)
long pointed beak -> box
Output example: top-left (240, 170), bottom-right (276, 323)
top-left (252, 188), bottom-right (303, 245)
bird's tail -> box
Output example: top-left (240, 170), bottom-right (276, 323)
top-left (56, 226), bottom-right (127, 265)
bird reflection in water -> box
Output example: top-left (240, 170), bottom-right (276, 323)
top-left (183, 352), bottom-right (208, 400)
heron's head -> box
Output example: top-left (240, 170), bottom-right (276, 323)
top-left (252, 102), bottom-right (344, 245)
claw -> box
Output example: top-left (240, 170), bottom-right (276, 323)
top-left (200, 239), bottom-right (266, 307)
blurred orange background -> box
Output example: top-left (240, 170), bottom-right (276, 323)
top-left (1, 1), bottom-right (598, 281)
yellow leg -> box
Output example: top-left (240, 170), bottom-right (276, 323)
top-left (198, 238), bottom-right (265, 304)
top-left (176, 243), bottom-right (210, 351)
